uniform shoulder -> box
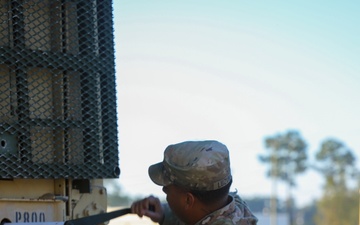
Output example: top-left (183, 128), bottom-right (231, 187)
top-left (210, 218), bottom-right (235, 225)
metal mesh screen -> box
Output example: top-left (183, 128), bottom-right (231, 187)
top-left (0, 0), bottom-right (119, 178)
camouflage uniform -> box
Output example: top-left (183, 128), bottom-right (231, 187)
top-left (148, 140), bottom-right (258, 225)
top-left (161, 192), bottom-right (258, 225)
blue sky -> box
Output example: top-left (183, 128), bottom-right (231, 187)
top-left (112, 1), bottom-right (360, 207)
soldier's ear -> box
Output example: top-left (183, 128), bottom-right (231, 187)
top-left (185, 192), bottom-right (195, 209)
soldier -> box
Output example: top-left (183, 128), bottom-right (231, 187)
top-left (131, 140), bottom-right (258, 225)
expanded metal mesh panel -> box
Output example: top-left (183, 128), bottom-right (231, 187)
top-left (0, 0), bottom-right (119, 178)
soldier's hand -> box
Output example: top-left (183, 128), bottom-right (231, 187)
top-left (131, 195), bottom-right (164, 223)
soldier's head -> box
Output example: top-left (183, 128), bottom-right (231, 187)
top-left (148, 140), bottom-right (232, 222)
top-left (149, 140), bottom-right (232, 191)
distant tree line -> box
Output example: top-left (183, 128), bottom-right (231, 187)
top-left (103, 179), bottom-right (133, 206)
top-left (258, 129), bottom-right (358, 225)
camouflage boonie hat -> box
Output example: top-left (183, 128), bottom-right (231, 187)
top-left (148, 140), bottom-right (232, 191)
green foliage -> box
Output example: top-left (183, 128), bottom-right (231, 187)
top-left (314, 138), bottom-right (358, 225)
top-left (259, 130), bottom-right (308, 225)
top-left (315, 189), bottom-right (358, 225)
top-left (314, 138), bottom-right (356, 192)
top-left (259, 130), bottom-right (308, 186)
